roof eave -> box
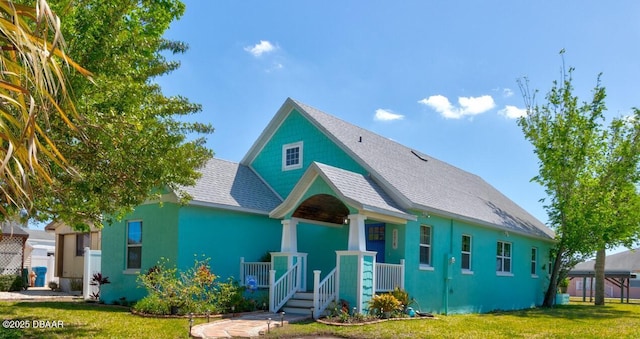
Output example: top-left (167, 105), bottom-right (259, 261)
top-left (189, 200), bottom-right (271, 216)
top-left (411, 204), bottom-right (555, 242)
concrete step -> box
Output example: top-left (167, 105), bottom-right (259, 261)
top-left (285, 298), bottom-right (314, 308)
top-left (281, 306), bottom-right (313, 316)
top-left (293, 292), bottom-right (313, 300)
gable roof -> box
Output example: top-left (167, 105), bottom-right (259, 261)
top-left (271, 162), bottom-right (416, 223)
top-left (243, 98), bottom-right (554, 240)
top-left (181, 158), bottom-right (282, 215)
top-left (571, 249), bottom-right (640, 273)
top-left (1, 221), bottom-right (29, 238)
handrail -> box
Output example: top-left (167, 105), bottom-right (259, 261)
top-left (375, 260), bottom-right (405, 292)
top-left (269, 261), bottom-right (301, 312)
top-left (312, 268), bottom-right (337, 319)
top-left (240, 257), bottom-right (271, 288)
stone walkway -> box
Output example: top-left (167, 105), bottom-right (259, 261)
top-left (190, 312), bottom-right (309, 338)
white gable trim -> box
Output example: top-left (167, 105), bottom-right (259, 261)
top-left (270, 162), bottom-right (415, 223)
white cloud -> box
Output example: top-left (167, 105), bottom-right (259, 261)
top-left (374, 109), bottom-right (404, 122)
top-left (244, 40), bottom-right (276, 57)
top-left (498, 105), bottom-right (527, 119)
top-left (503, 88), bottom-right (514, 97)
top-left (418, 95), bottom-right (495, 119)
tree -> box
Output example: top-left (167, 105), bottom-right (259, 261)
top-left (22, 0), bottom-right (213, 229)
top-left (0, 0), bottom-right (92, 218)
top-left (518, 56), bottom-right (640, 307)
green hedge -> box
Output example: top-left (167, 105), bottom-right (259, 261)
top-left (0, 275), bottom-right (24, 292)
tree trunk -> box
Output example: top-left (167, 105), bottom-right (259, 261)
top-left (594, 248), bottom-right (606, 305)
top-left (543, 247), bottom-right (564, 307)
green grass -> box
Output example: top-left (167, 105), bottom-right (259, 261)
top-left (0, 301), bottom-right (208, 338)
top-left (269, 301), bottom-right (640, 339)
top-left (1, 300), bottom-right (639, 338)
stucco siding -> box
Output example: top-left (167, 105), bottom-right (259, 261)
top-left (101, 203), bottom-right (180, 303)
top-left (177, 205), bottom-right (281, 284)
top-left (402, 215), bottom-right (551, 314)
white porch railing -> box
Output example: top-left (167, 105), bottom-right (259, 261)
top-left (239, 257), bottom-right (271, 288)
top-left (269, 260), bottom-right (302, 312)
top-left (312, 268), bottom-right (337, 319)
top-left (375, 259), bottom-right (405, 292)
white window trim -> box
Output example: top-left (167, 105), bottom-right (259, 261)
top-left (126, 220), bottom-right (143, 270)
top-left (419, 225), bottom-right (432, 268)
top-left (461, 234), bottom-right (472, 271)
top-left (282, 141), bottom-right (303, 170)
top-left (496, 241), bottom-right (512, 274)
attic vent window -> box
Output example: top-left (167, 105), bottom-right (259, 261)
top-left (411, 150), bottom-right (429, 162)
top-left (282, 141), bottom-right (303, 171)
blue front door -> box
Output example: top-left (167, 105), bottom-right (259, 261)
top-left (366, 223), bottom-right (385, 263)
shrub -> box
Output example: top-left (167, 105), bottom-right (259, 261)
top-left (0, 275), bottom-right (23, 291)
top-left (133, 294), bottom-right (170, 315)
top-left (368, 293), bottom-right (402, 317)
top-left (90, 273), bottom-right (110, 300)
top-left (48, 281), bottom-right (59, 290)
top-left (70, 278), bottom-right (83, 291)
top-left (390, 287), bottom-right (410, 310)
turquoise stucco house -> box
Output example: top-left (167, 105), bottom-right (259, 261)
top-left (100, 98), bottom-right (555, 316)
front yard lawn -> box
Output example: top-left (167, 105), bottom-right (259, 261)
top-left (268, 301), bottom-right (640, 339)
top-left (1, 300), bottom-right (639, 338)
top-left (0, 301), bottom-right (206, 338)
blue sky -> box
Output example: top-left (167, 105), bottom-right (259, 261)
top-left (156, 1), bottom-right (640, 251)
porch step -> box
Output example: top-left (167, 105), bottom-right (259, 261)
top-left (281, 292), bottom-right (314, 316)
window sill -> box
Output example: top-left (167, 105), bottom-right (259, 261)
top-left (419, 265), bottom-right (434, 271)
top-left (496, 271), bottom-right (513, 277)
top-left (462, 270), bottom-right (474, 275)
top-left (531, 274), bottom-right (539, 279)
top-left (123, 269), bottom-right (140, 275)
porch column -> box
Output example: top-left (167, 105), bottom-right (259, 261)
top-left (336, 250), bottom-right (377, 314)
top-left (347, 214), bottom-right (367, 251)
top-left (280, 218), bottom-right (298, 253)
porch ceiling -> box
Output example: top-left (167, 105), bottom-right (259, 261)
top-left (292, 194), bottom-right (349, 225)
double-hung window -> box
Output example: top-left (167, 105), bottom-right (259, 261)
top-left (282, 141), bottom-right (303, 170)
top-left (127, 221), bottom-right (142, 270)
top-left (496, 241), bottom-right (512, 275)
top-left (419, 225), bottom-right (432, 268)
top-left (461, 235), bottom-right (472, 271)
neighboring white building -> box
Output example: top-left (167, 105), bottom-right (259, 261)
top-left (22, 227), bottom-right (56, 287)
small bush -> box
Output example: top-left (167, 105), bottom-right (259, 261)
top-left (0, 275), bottom-right (23, 291)
top-left (70, 278), bottom-right (83, 291)
top-left (48, 281), bottom-right (59, 290)
top-left (391, 287), bottom-right (410, 310)
top-left (368, 293), bottom-right (402, 317)
top-left (133, 294), bottom-right (170, 315)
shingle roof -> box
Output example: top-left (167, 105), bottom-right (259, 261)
top-left (312, 162), bottom-right (413, 220)
top-left (181, 158), bottom-right (282, 214)
top-left (1, 221), bottom-right (29, 238)
top-left (571, 249), bottom-right (640, 272)
top-left (288, 99), bottom-right (554, 239)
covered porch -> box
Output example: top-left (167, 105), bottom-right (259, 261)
top-left (242, 162), bottom-right (415, 317)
